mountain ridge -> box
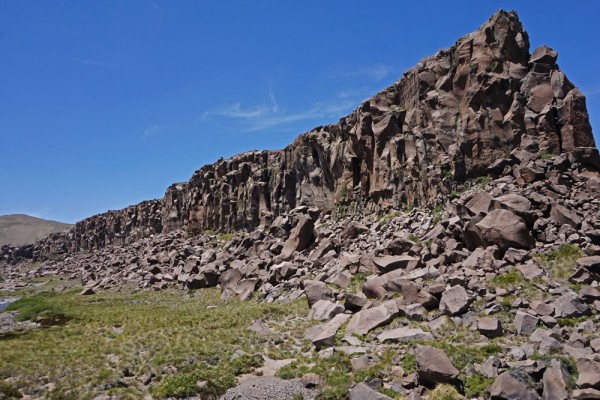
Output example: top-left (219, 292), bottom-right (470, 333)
top-left (0, 214), bottom-right (72, 247)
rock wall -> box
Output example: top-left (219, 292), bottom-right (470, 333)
top-left (1, 9), bottom-right (597, 263)
top-left (161, 10), bottom-right (596, 233)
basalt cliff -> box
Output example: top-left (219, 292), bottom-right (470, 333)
top-left (2, 9), bottom-right (596, 264)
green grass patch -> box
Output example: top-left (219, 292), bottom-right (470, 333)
top-left (348, 272), bottom-right (370, 294)
top-left (278, 352), bottom-right (353, 399)
top-left (556, 316), bottom-right (592, 327)
top-left (477, 175), bottom-right (491, 188)
top-left (0, 380), bottom-right (22, 399)
top-left (491, 269), bottom-right (525, 289)
top-left (0, 288), bottom-right (307, 399)
top-left (464, 373), bottom-right (494, 398)
top-left (379, 211), bottom-right (400, 227)
top-left (431, 203), bottom-right (444, 225)
top-left (538, 151), bottom-right (555, 160)
top-left (5, 294), bottom-right (70, 324)
top-left (352, 349), bottom-right (395, 383)
top-left (534, 244), bottom-right (582, 281)
top-left (401, 351), bottom-right (416, 374)
top-left (218, 233), bottom-right (234, 242)
top-left (408, 234), bottom-right (421, 244)
top-left (430, 384), bottom-right (465, 400)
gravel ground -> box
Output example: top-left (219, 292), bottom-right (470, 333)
top-left (219, 377), bottom-right (318, 400)
top-left (0, 310), bottom-right (39, 332)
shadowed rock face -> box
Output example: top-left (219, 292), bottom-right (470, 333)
top-left (2, 9), bottom-right (595, 260)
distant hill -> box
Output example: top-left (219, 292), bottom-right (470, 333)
top-left (0, 214), bottom-right (73, 246)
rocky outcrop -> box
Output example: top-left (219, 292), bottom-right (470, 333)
top-left (1, 9), bottom-right (597, 266)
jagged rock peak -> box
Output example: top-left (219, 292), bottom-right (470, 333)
top-left (2, 9), bottom-right (596, 259)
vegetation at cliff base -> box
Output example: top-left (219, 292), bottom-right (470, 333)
top-left (0, 286), bottom-right (308, 399)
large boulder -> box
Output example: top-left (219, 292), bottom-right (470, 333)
top-left (346, 301), bottom-right (399, 335)
top-left (550, 203), bottom-right (582, 228)
top-left (514, 311), bottom-right (539, 335)
top-left (576, 359), bottom-right (600, 390)
top-left (305, 313), bottom-right (350, 348)
top-left (490, 372), bottom-right (540, 400)
top-left (303, 279), bottom-right (334, 308)
top-left (542, 359), bottom-right (570, 400)
top-left (308, 300), bottom-right (345, 321)
top-left (377, 327), bottom-right (433, 343)
top-left (531, 45), bottom-right (558, 66)
top-left (553, 291), bottom-right (591, 318)
top-left (475, 209), bottom-right (534, 251)
top-left (415, 345), bottom-right (459, 387)
top-left (281, 216), bottom-right (315, 259)
top-left (439, 285), bottom-right (470, 315)
top-left (577, 256), bottom-right (600, 273)
top-left (373, 255), bottom-right (420, 273)
top-left (349, 383), bottom-right (393, 400)
top-left (477, 317), bottom-right (503, 338)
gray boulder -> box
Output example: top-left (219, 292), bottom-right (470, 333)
top-left (415, 345), bottom-right (459, 387)
top-left (439, 285), bottom-right (470, 315)
top-left (490, 372), bottom-right (540, 399)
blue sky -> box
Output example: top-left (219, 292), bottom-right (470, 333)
top-left (1, 1), bottom-right (598, 223)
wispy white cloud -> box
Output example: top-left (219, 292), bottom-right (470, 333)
top-left (202, 85), bottom-right (280, 121)
top-left (584, 87), bottom-right (600, 97)
top-left (330, 64), bottom-right (394, 81)
top-left (149, 2), bottom-right (164, 18)
top-left (201, 87), bottom-right (355, 132)
top-left (72, 57), bottom-right (133, 69)
top-left (142, 124), bottom-right (166, 138)
top-left (246, 101), bottom-right (354, 132)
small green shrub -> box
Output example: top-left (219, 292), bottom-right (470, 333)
top-left (429, 384), bottom-right (464, 400)
top-left (477, 175), bottom-right (491, 188)
top-left (281, 353), bottom-right (352, 399)
top-left (348, 272), bottom-right (369, 294)
top-left (401, 352), bottom-right (416, 374)
top-left (556, 316), bottom-right (591, 327)
top-left (46, 387), bottom-right (79, 400)
top-left (316, 370), bottom-right (351, 400)
top-left (408, 234), bottom-right (421, 244)
top-left (152, 373), bottom-right (198, 399)
top-left (230, 353), bottom-right (264, 375)
top-left (341, 185), bottom-right (348, 199)
top-left (538, 151), bottom-right (555, 160)
top-left (276, 359), bottom-right (311, 380)
top-left (379, 211), bottom-right (400, 227)
top-left (464, 373), bottom-right (494, 398)
top-left (535, 244), bottom-right (582, 281)
top-left (218, 233), bottom-right (234, 242)
top-left (485, 61), bottom-right (498, 73)
top-left (469, 63), bottom-right (479, 74)
top-left (491, 269), bottom-right (525, 289)
top-left (195, 368), bottom-right (236, 399)
top-left (432, 203), bottom-right (444, 225)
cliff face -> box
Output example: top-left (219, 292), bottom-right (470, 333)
top-left (2, 9), bottom-right (596, 262)
top-left (161, 10), bottom-right (595, 233)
